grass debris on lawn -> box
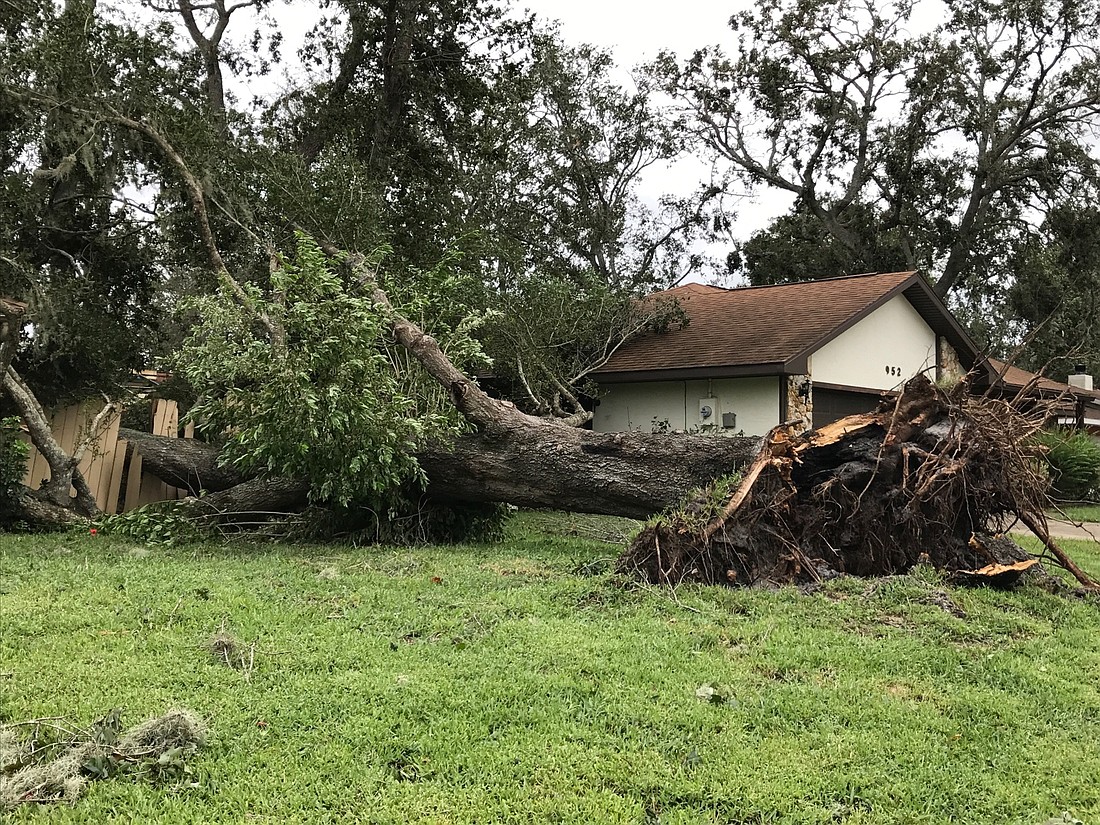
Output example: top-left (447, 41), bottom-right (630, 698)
top-left (0, 709), bottom-right (205, 810)
top-left (0, 515), bottom-right (1098, 824)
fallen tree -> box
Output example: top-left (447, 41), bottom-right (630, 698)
top-left (619, 375), bottom-right (1098, 590)
top-left (1, 106), bottom-right (760, 527)
top-left (116, 424), bottom-right (760, 522)
top-left (4, 106), bottom-right (1094, 592)
top-left (11, 278), bottom-right (1096, 591)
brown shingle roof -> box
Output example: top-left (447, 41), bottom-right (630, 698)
top-left (986, 358), bottom-right (1100, 400)
top-left (649, 282), bottom-right (731, 298)
top-left (596, 271), bottom-right (921, 378)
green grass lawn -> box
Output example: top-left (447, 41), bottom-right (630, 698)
top-left (1050, 503), bottom-right (1100, 524)
top-left (1, 517), bottom-right (1098, 824)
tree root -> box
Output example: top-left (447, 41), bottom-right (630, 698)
top-left (620, 375), bottom-right (1099, 591)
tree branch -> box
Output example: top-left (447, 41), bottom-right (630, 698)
top-left (101, 106), bottom-right (284, 346)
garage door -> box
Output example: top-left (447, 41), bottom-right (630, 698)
top-left (813, 388), bottom-right (883, 428)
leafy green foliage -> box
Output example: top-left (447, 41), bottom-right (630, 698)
top-left (97, 501), bottom-right (210, 546)
top-left (730, 204), bottom-right (912, 286)
top-left (3, 0), bottom-right (712, 432)
top-left (1009, 205), bottom-right (1100, 380)
top-left (278, 25), bottom-right (712, 411)
top-left (1036, 428), bottom-right (1100, 501)
top-left (0, 1), bottom-right (193, 403)
top-left (179, 234), bottom-right (490, 507)
top-left (0, 416), bottom-right (29, 526)
top-left (484, 271), bottom-right (688, 416)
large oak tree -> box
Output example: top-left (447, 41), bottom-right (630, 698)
top-left (0, 0), bottom-right (728, 523)
top-left (659, 0), bottom-right (1100, 308)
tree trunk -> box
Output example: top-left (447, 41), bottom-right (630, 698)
top-left (193, 478), bottom-right (312, 516)
top-left (12, 488), bottom-right (92, 527)
top-left (118, 426), bottom-right (760, 520)
top-left (422, 427), bottom-right (759, 519)
top-left (2, 365), bottom-right (100, 516)
top-left (118, 428), bottom-right (244, 492)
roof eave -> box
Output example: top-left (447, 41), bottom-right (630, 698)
top-left (592, 363), bottom-right (789, 384)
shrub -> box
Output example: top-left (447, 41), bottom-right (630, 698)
top-left (292, 497), bottom-right (511, 546)
top-left (1036, 428), bottom-right (1100, 501)
top-left (0, 417), bottom-right (29, 527)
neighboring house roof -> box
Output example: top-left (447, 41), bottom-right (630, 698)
top-left (984, 359), bottom-right (1100, 430)
top-left (595, 271), bottom-right (979, 382)
top-left (985, 358), bottom-right (1100, 401)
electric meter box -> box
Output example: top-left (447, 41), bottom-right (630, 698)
top-left (698, 398), bottom-right (718, 424)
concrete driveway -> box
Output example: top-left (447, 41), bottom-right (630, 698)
top-left (1011, 519), bottom-right (1100, 543)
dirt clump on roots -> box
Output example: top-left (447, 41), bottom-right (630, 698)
top-left (619, 375), bottom-right (1097, 591)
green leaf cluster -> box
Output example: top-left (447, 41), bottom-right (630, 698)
top-left (1036, 428), bottom-right (1100, 502)
top-left (0, 1), bottom-right (199, 403)
top-left (0, 416), bottom-right (29, 527)
top-left (179, 234), bottom-right (491, 508)
top-left (98, 501), bottom-right (210, 547)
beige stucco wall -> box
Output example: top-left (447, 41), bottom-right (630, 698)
top-left (593, 377), bottom-right (781, 436)
top-left (812, 295), bottom-right (936, 390)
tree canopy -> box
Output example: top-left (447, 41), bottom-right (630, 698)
top-left (656, 0), bottom-right (1100, 322)
top-left (0, 0), bottom-right (713, 512)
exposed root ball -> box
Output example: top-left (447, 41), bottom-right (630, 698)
top-left (620, 375), bottom-right (1097, 590)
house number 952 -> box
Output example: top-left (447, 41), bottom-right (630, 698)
top-left (884, 365), bottom-right (902, 376)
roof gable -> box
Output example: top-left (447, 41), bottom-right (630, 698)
top-left (596, 272), bottom-right (977, 380)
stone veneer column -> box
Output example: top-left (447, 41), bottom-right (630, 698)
top-left (785, 374), bottom-right (812, 433)
top-left (937, 337), bottom-right (965, 382)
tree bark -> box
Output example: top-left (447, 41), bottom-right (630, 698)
top-left (191, 477), bottom-right (312, 516)
top-left (418, 427), bottom-right (759, 519)
top-left (3, 365), bottom-right (100, 516)
top-left (12, 488), bottom-right (92, 527)
top-left (118, 426), bottom-right (760, 520)
top-left (118, 428), bottom-right (244, 491)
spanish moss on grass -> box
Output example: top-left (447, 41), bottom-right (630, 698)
top-left (1, 520), bottom-right (1098, 824)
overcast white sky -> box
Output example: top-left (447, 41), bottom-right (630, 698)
top-left (516, 0), bottom-right (789, 281)
top-left (519, 0), bottom-right (742, 69)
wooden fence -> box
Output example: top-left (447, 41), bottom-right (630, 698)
top-left (20, 399), bottom-right (194, 514)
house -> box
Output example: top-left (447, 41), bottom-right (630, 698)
top-left (590, 271), bottom-right (1097, 436)
top-left (987, 359), bottom-right (1100, 436)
